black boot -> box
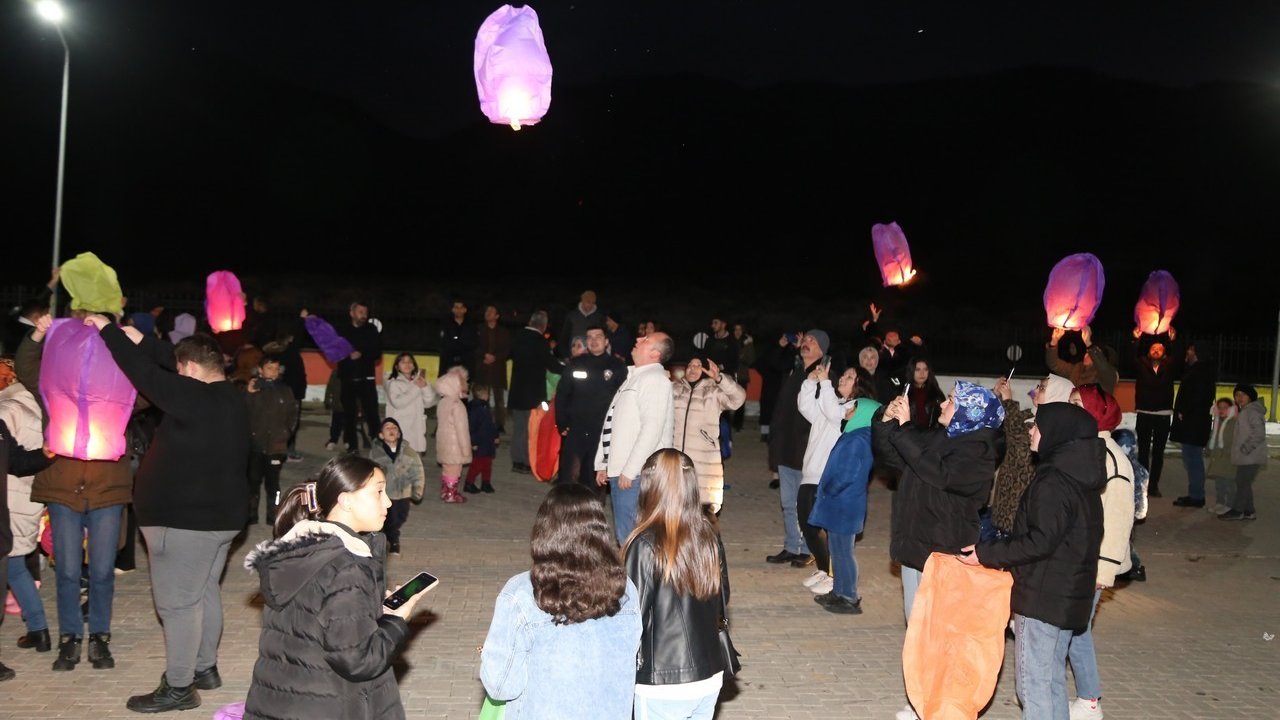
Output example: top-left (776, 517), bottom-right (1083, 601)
top-left (17, 628), bottom-right (52, 652)
top-left (88, 633), bottom-right (115, 669)
top-left (192, 665), bottom-right (222, 690)
top-left (126, 674), bottom-right (201, 713)
top-left (246, 493), bottom-right (260, 525)
top-left (0, 661), bottom-right (14, 682)
top-left (52, 634), bottom-right (81, 671)
top-left (266, 500), bottom-right (279, 526)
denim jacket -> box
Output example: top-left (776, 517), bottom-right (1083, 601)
top-left (481, 572), bottom-right (642, 720)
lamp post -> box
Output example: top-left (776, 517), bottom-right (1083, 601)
top-left (36, 0), bottom-right (69, 315)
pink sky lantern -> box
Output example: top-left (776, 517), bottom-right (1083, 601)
top-left (1043, 253), bottom-right (1106, 329)
top-left (871, 222), bottom-right (918, 287)
top-left (38, 319), bottom-right (137, 461)
top-left (474, 4), bottom-right (553, 130)
top-left (205, 271), bottom-right (246, 333)
top-left (1134, 270), bottom-right (1180, 335)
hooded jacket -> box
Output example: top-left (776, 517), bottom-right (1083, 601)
top-left (433, 371), bottom-right (472, 466)
top-left (989, 374), bottom-right (1074, 534)
top-left (977, 403), bottom-right (1105, 632)
top-left (1231, 399), bottom-right (1268, 467)
top-left (672, 372), bottom-right (745, 510)
top-left (2, 384), bottom-right (47, 557)
top-left (243, 521), bottom-right (408, 720)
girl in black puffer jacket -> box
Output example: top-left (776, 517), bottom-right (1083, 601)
top-left (242, 455), bottom-right (427, 720)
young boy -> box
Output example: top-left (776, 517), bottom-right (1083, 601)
top-left (245, 355), bottom-right (298, 525)
top-left (371, 417), bottom-right (425, 555)
top-left (464, 383), bottom-right (500, 494)
top-left (1205, 397), bottom-right (1237, 515)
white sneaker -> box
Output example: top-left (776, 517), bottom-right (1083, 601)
top-left (808, 575), bottom-right (834, 594)
top-left (1069, 696), bottom-right (1103, 720)
top-left (1213, 504), bottom-right (1232, 515)
top-left (894, 704), bottom-right (920, 720)
top-left (802, 570), bottom-right (828, 588)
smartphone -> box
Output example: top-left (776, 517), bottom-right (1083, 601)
top-left (785, 332), bottom-right (799, 345)
top-left (820, 354), bottom-right (832, 368)
top-left (383, 571), bottom-right (440, 610)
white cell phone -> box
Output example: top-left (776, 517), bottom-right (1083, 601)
top-left (1006, 367), bottom-right (1016, 382)
top-left (383, 571), bottom-right (439, 609)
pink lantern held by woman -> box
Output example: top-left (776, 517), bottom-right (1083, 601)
top-left (474, 4), bottom-right (553, 130)
top-left (205, 270), bottom-right (246, 333)
top-left (1134, 270), bottom-right (1180, 335)
top-left (871, 222), bottom-right (917, 287)
top-left (1043, 253), bottom-right (1106, 329)
top-left (38, 319), bottom-right (137, 461)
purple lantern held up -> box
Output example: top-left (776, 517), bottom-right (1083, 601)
top-left (38, 319), bottom-right (137, 461)
top-left (474, 4), bottom-right (553, 130)
top-left (871, 222), bottom-right (918, 287)
top-left (1043, 253), bottom-right (1106, 330)
top-left (1134, 270), bottom-right (1180, 336)
top-left (304, 315), bottom-right (356, 364)
top-left (205, 270), bottom-right (246, 334)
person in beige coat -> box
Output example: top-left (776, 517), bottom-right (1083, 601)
top-left (671, 358), bottom-right (745, 515)
top-left (2, 370), bottom-right (52, 654)
top-left (434, 369), bottom-right (472, 504)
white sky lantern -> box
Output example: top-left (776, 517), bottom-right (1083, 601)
top-left (474, 5), bottom-right (553, 131)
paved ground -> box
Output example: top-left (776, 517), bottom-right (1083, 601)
top-left (2, 409), bottom-right (1278, 718)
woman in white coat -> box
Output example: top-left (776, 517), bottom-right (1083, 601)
top-left (384, 353), bottom-right (439, 456)
top-left (671, 358), bottom-right (745, 515)
top-left (2, 363), bottom-right (51, 652)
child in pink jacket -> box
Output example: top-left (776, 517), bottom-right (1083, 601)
top-left (434, 368), bottom-right (473, 503)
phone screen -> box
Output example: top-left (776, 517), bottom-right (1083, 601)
top-left (383, 571), bottom-right (439, 609)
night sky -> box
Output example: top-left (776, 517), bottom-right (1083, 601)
top-left (4, 1), bottom-right (1279, 334)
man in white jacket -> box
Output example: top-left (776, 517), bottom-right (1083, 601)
top-left (595, 332), bottom-right (675, 545)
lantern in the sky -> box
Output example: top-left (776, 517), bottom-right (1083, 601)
top-left (304, 315), bottom-right (356, 364)
top-left (1134, 270), bottom-right (1180, 336)
top-left (1043, 253), bottom-right (1105, 329)
top-left (474, 4), bottom-right (553, 130)
top-left (205, 271), bottom-right (246, 333)
top-left (38, 319), bottom-right (137, 461)
top-left (871, 222), bottom-right (917, 287)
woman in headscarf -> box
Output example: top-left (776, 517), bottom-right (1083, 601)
top-left (989, 373), bottom-right (1075, 536)
top-left (961, 402), bottom-right (1106, 720)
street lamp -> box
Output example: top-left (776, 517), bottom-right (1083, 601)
top-left (35, 0), bottom-right (69, 315)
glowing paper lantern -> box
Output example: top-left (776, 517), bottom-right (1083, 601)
top-left (205, 271), bottom-right (246, 333)
top-left (1043, 253), bottom-right (1105, 329)
top-left (474, 4), bottom-right (553, 130)
top-left (303, 315), bottom-right (355, 364)
top-left (1134, 270), bottom-right (1180, 336)
top-left (38, 319), bottom-right (137, 461)
top-left (871, 222), bottom-right (917, 287)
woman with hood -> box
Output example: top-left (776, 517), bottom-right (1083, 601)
top-left (989, 373), bottom-right (1075, 536)
top-left (243, 455), bottom-right (425, 720)
top-left (1219, 384), bottom-right (1267, 521)
top-left (961, 402), bottom-right (1106, 720)
top-left (671, 357), bottom-right (746, 516)
top-left (1064, 383), bottom-right (1135, 720)
top-left (434, 368), bottom-right (472, 504)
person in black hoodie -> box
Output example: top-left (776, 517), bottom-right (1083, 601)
top-left (1171, 343), bottom-right (1217, 507)
top-left (243, 455), bottom-right (425, 720)
top-left (961, 402), bottom-right (1105, 720)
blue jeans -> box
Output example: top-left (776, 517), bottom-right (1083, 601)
top-left (1014, 614), bottom-right (1073, 720)
top-left (1181, 444), bottom-right (1205, 500)
top-left (634, 688), bottom-right (720, 720)
top-left (1067, 588), bottom-right (1103, 700)
top-left (778, 465), bottom-right (808, 555)
top-left (828, 531), bottom-right (859, 601)
top-left (901, 564), bottom-right (922, 625)
top-left (48, 502), bottom-right (122, 636)
top-left (8, 555), bottom-right (48, 632)
top-left (610, 476), bottom-right (640, 546)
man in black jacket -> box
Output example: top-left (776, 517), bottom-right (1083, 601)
top-left (92, 316), bottom-right (250, 713)
top-left (555, 326), bottom-right (626, 488)
top-left (336, 301), bottom-right (382, 452)
top-left (438, 298), bottom-right (478, 379)
top-left (1130, 328), bottom-right (1179, 497)
top-left (1171, 343), bottom-right (1217, 507)
top-left (507, 311), bottom-right (563, 474)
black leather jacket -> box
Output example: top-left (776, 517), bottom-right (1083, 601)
top-left (626, 532), bottom-right (730, 686)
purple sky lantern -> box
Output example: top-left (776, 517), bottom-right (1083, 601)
top-left (871, 222), bottom-right (918, 287)
top-left (474, 4), bottom-right (553, 130)
top-left (1134, 270), bottom-right (1180, 335)
top-left (38, 319), bottom-right (137, 461)
top-left (1043, 253), bottom-right (1105, 329)
top-left (205, 270), bottom-right (246, 333)
top-left (304, 315), bottom-right (356, 364)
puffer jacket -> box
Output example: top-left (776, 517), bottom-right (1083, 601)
top-left (245, 380), bottom-right (298, 455)
top-left (874, 422), bottom-right (1005, 572)
top-left (1231, 399), bottom-right (1268, 466)
top-left (433, 372), bottom-right (472, 466)
top-left (2, 384), bottom-right (47, 557)
top-left (672, 374), bottom-right (745, 510)
top-left (243, 521), bottom-right (408, 720)
top-left (626, 531), bottom-right (729, 686)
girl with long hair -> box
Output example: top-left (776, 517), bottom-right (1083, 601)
top-left (623, 449), bottom-right (730, 720)
top-left (384, 352), bottom-right (439, 456)
top-left (481, 484), bottom-right (642, 718)
top-left (242, 455), bottom-right (425, 720)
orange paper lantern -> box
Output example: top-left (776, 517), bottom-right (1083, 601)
top-left (1134, 270), bottom-right (1180, 336)
top-left (38, 319), bottom-right (137, 461)
top-left (1043, 253), bottom-right (1105, 329)
top-left (205, 270), bottom-right (246, 333)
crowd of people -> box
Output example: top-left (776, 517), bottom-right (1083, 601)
top-left (1, 277), bottom-right (1271, 719)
